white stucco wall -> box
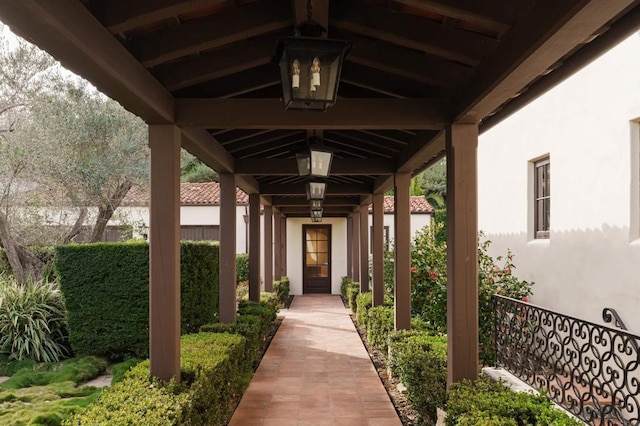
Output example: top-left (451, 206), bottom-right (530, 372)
top-left (478, 33), bottom-right (640, 333)
top-left (367, 213), bottom-right (432, 252)
top-left (286, 217), bottom-right (348, 295)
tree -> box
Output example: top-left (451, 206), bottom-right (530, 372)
top-left (0, 25), bottom-right (59, 282)
top-left (422, 159), bottom-right (446, 209)
top-left (180, 150), bottom-right (218, 183)
top-left (32, 80), bottom-right (149, 243)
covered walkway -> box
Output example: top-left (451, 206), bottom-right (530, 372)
top-left (229, 295), bottom-right (402, 426)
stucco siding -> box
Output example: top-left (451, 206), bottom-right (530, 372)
top-left (478, 33), bottom-right (640, 332)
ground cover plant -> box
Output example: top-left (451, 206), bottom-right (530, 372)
top-left (0, 355), bottom-right (137, 426)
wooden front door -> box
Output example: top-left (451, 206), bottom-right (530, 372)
top-left (303, 225), bottom-right (331, 294)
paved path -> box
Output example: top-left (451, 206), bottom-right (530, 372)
top-left (229, 294), bottom-right (402, 426)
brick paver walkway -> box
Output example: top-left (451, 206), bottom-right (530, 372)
top-left (229, 294), bottom-right (402, 426)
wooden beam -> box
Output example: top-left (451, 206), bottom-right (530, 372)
top-left (330, 0), bottom-right (498, 66)
top-left (347, 216), bottom-right (353, 279)
top-left (352, 210), bottom-right (360, 282)
top-left (274, 209), bottom-right (282, 281)
top-left (149, 125), bottom-right (181, 382)
top-left (446, 123), bottom-right (479, 385)
top-left (261, 182), bottom-right (373, 196)
top-left (154, 36), bottom-right (280, 91)
top-left (394, 172), bottom-right (411, 330)
top-left (0, 0), bottom-right (174, 124)
top-left (102, 0), bottom-right (229, 34)
top-left (173, 64), bottom-right (280, 99)
top-left (236, 158), bottom-right (395, 175)
top-left (397, 131), bottom-right (446, 173)
top-left (278, 206), bottom-right (355, 215)
top-left (372, 193), bottom-right (385, 306)
top-left (176, 98), bottom-right (449, 130)
top-left (359, 206), bottom-right (369, 292)
top-left (271, 196), bottom-right (361, 207)
top-left (293, 0), bottom-right (328, 30)
top-left (180, 128), bottom-right (260, 195)
top-left (393, 0), bottom-right (515, 35)
top-left (131, 0), bottom-right (291, 67)
top-left (340, 32), bottom-right (472, 88)
top-left (249, 194), bottom-right (261, 302)
top-left (264, 205), bottom-right (273, 292)
top-left (480, 3), bottom-right (640, 133)
top-left (453, 0), bottom-right (637, 123)
top-left (219, 173), bottom-right (238, 323)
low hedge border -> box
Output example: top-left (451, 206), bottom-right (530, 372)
top-left (355, 292), bottom-right (372, 329)
top-left (446, 377), bottom-right (584, 426)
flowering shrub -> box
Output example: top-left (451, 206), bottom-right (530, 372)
top-left (408, 223), bottom-right (533, 364)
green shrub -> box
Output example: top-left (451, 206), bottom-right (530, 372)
top-left (340, 276), bottom-right (352, 299)
top-left (65, 332), bottom-right (250, 426)
top-left (355, 292), bottom-right (372, 328)
top-left (446, 377), bottom-right (583, 426)
top-left (0, 356), bottom-right (106, 390)
top-left (366, 306), bottom-right (394, 352)
top-left (388, 331), bottom-right (447, 424)
top-left (273, 276), bottom-right (290, 306)
top-left (199, 318), bottom-right (261, 371)
top-left (236, 253), bottom-right (249, 284)
top-left (55, 242), bottom-right (219, 359)
top-left (0, 274), bottom-right (70, 362)
top-left (238, 300), bottom-right (277, 337)
top-left (63, 360), bottom-right (187, 426)
top-left (347, 283), bottom-right (360, 314)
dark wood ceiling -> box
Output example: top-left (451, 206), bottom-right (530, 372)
top-left (1, 0), bottom-right (639, 216)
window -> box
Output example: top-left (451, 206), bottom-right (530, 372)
top-left (370, 225), bottom-right (390, 253)
top-left (534, 158), bottom-right (550, 239)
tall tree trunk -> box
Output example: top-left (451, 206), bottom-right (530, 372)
top-left (0, 211), bottom-right (43, 282)
top-left (90, 181), bottom-right (133, 242)
top-left (63, 207), bottom-right (88, 244)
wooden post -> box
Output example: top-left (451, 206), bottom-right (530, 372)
top-left (249, 193), bottom-right (261, 302)
top-left (274, 209), bottom-right (282, 281)
top-left (352, 209), bottom-right (360, 282)
top-left (394, 172), bottom-right (411, 331)
top-left (359, 205), bottom-right (369, 292)
top-left (446, 123), bottom-right (479, 385)
top-left (280, 215), bottom-right (287, 277)
top-left (372, 193), bottom-right (385, 306)
top-left (219, 173), bottom-right (237, 323)
top-left (149, 125), bottom-right (181, 382)
top-left (346, 215), bottom-right (353, 279)
top-left (264, 205), bottom-right (273, 291)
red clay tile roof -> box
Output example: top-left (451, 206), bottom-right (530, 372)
top-left (122, 182), bottom-right (248, 206)
top-left (368, 196), bottom-right (434, 214)
top-left (124, 183), bottom-right (433, 213)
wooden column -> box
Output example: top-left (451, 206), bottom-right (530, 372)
top-left (280, 215), bottom-right (287, 277)
top-left (352, 209), bottom-right (360, 282)
top-left (274, 209), bottom-right (282, 281)
top-left (394, 172), bottom-right (411, 331)
top-left (346, 216), bottom-right (353, 279)
top-left (264, 205), bottom-right (273, 291)
top-left (249, 194), bottom-right (261, 302)
top-left (149, 125), bottom-right (181, 382)
top-left (446, 123), bottom-right (479, 385)
top-left (219, 173), bottom-right (237, 324)
top-left (372, 193), bottom-right (385, 306)
top-left (359, 205), bottom-right (369, 292)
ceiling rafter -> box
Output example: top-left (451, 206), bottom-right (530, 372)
top-left (226, 130), bottom-right (302, 154)
top-left (261, 182), bottom-right (373, 196)
top-left (154, 35), bottom-right (281, 91)
top-left (326, 130), bottom-right (405, 156)
top-left (330, 0), bottom-right (499, 66)
top-left (129, 0), bottom-right (291, 67)
top-left (175, 98), bottom-right (450, 129)
top-left (235, 158), bottom-right (395, 175)
top-left (101, 0), bottom-right (229, 35)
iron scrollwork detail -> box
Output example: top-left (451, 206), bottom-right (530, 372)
top-left (493, 295), bottom-right (640, 425)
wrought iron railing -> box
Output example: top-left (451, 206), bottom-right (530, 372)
top-left (493, 295), bottom-right (640, 425)
top-left (603, 307), bottom-right (640, 355)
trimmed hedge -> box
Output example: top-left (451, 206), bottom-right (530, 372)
top-left (236, 253), bottom-right (249, 284)
top-left (340, 276), bottom-right (352, 299)
top-left (446, 377), bottom-right (583, 426)
top-left (64, 332), bottom-right (248, 426)
top-left (355, 292), bottom-right (372, 328)
top-left (347, 282), bottom-right (360, 314)
top-left (367, 306), bottom-right (394, 352)
top-left (388, 330), bottom-right (447, 424)
top-left (273, 276), bottom-right (290, 307)
top-left (54, 242), bottom-right (219, 359)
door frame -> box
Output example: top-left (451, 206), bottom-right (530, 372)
top-left (302, 224), bottom-right (332, 294)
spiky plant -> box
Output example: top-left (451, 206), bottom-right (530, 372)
top-left (0, 274), bottom-right (70, 362)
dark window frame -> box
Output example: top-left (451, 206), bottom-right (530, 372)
top-left (534, 157), bottom-right (550, 239)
